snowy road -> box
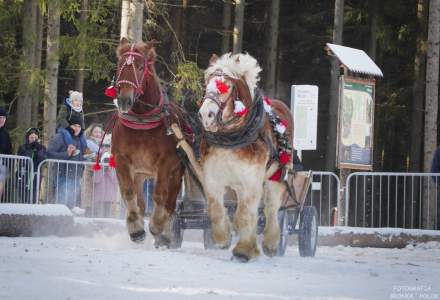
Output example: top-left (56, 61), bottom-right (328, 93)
top-left (1, 232), bottom-right (439, 300)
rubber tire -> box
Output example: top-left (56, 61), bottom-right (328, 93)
top-left (276, 209), bottom-right (289, 256)
top-left (169, 213), bottom-right (183, 249)
top-left (203, 227), bottom-right (216, 250)
top-left (298, 206), bottom-right (318, 257)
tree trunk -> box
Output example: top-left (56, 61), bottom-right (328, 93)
top-left (120, 0), bottom-right (144, 42)
top-left (232, 0), bottom-right (245, 53)
top-left (410, 0), bottom-right (428, 172)
top-left (31, 5), bottom-right (43, 127)
top-left (423, 0), bottom-right (440, 229)
top-left (221, 0), bottom-right (232, 53)
top-left (171, 0), bottom-right (187, 61)
top-left (17, 0), bottom-right (38, 130)
top-left (263, 0), bottom-right (280, 98)
top-left (369, 0), bottom-right (380, 171)
top-left (43, 0), bottom-right (61, 145)
top-left (325, 0), bottom-right (344, 171)
top-left (75, 0), bottom-right (88, 93)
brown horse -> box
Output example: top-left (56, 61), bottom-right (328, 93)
top-left (198, 53), bottom-right (294, 262)
top-left (111, 38), bottom-right (184, 246)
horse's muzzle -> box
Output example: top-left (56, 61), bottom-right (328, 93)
top-left (117, 94), bottom-right (134, 113)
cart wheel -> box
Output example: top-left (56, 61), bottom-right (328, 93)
top-left (169, 213), bottom-right (183, 249)
top-left (298, 206), bottom-right (318, 257)
top-left (203, 227), bottom-right (216, 250)
top-left (276, 209), bottom-right (289, 256)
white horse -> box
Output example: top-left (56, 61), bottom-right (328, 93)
top-left (198, 53), bottom-right (294, 261)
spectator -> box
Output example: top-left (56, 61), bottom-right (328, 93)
top-left (47, 114), bottom-right (85, 210)
top-left (93, 139), bottom-right (118, 218)
top-left (56, 90), bottom-right (89, 156)
top-left (0, 107), bottom-right (12, 155)
top-left (17, 127), bottom-right (46, 170)
top-left (81, 124), bottom-right (104, 215)
top-left (84, 123), bottom-right (103, 159)
top-left (17, 127), bottom-right (46, 202)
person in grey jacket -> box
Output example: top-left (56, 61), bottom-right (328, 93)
top-left (47, 115), bottom-right (85, 209)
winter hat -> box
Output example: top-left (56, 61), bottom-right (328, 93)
top-left (0, 107), bottom-right (7, 117)
top-left (67, 114), bottom-right (82, 126)
top-left (26, 127), bottom-right (40, 137)
top-left (66, 90), bottom-right (83, 112)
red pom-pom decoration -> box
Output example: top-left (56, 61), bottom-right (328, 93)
top-left (109, 155), bottom-right (117, 168)
top-left (215, 80), bottom-right (229, 94)
top-left (281, 119), bottom-right (289, 127)
top-left (92, 162), bottom-right (102, 171)
top-left (279, 151), bottom-right (291, 165)
top-left (105, 86), bottom-right (117, 98)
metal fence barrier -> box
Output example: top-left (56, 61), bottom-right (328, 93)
top-left (346, 172), bottom-right (440, 230)
top-left (305, 171), bottom-right (340, 226)
top-left (0, 154), bottom-right (34, 203)
top-left (36, 159), bottom-right (125, 219)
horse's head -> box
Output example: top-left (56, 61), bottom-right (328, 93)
top-left (115, 38), bottom-right (157, 113)
top-left (199, 53), bottom-right (261, 132)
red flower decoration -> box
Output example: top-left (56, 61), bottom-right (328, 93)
top-left (105, 86), bottom-right (117, 98)
top-left (109, 155), bottom-right (117, 168)
top-left (215, 80), bottom-right (229, 94)
top-left (280, 119), bottom-right (289, 127)
top-left (279, 151), bottom-right (291, 165)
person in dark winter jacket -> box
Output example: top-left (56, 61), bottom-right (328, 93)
top-left (47, 115), bottom-right (85, 209)
top-left (0, 107), bottom-right (12, 155)
top-left (16, 128), bottom-right (46, 202)
top-left (17, 127), bottom-right (46, 170)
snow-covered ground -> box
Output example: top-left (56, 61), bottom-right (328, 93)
top-left (1, 229), bottom-right (440, 300)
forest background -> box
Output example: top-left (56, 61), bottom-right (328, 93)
top-left (0, 0), bottom-right (437, 173)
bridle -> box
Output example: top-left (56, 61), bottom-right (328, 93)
top-left (115, 44), bottom-right (153, 103)
top-left (202, 71), bottom-right (239, 127)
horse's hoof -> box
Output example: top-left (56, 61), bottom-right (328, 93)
top-left (130, 230), bottom-right (146, 243)
top-left (262, 245), bottom-right (277, 257)
top-left (154, 234), bottom-right (171, 248)
top-left (231, 252), bottom-right (250, 263)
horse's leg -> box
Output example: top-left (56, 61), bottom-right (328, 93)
top-left (135, 174), bottom-right (146, 217)
top-left (232, 186), bottom-right (262, 262)
top-left (116, 164), bottom-right (145, 242)
top-left (206, 191), bottom-right (232, 249)
top-left (149, 164), bottom-right (183, 247)
top-left (262, 180), bottom-right (284, 257)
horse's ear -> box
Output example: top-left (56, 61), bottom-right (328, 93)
top-left (120, 37), bottom-right (129, 46)
top-left (117, 37), bottom-right (130, 58)
top-left (140, 41), bottom-right (157, 61)
top-left (209, 54), bottom-right (218, 66)
top-left (235, 55), bottom-right (240, 63)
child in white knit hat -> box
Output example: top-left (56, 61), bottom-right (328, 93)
top-left (56, 90), bottom-right (89, 156)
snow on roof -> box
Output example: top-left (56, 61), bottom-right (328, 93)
top-left (0, 204), bottom-right (73, 216)
top-left (326, 43), bottom-right (383, 77)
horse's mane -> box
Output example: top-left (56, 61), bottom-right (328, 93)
top-left (205, 53), bottom-right (262, 99)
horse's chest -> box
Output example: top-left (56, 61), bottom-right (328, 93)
top-left (201, 147), bottom-right (268, 186)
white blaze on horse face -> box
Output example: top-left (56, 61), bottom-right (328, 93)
top-left (199, 99), bottom-right (220, 132)
top-left (200, 76), bottom-right (233, 132)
